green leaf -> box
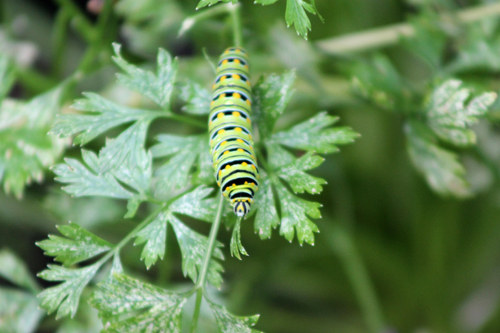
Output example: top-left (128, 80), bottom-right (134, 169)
top-left (285, 0), bottom-right (323, 39)
top-left (170, 185), bottom-right (217, 222)
top-left (112, 43), bottom-right (178, 110)
top-left (276, 152), bottom-right (326, 194)
top-left (271, 112), bottom-right (359, 153)
top-left (0, 86), bottom-right (68, 198)
top-left (0, 249), bottom-right (40, 293)
top-left (36, 223), bottom-right (113, 267)
top-left (255, 0), bottom-right (278, 5)
top-left (53, 150), bottom-right (135, 199)
top-left (252, 175), bottom-right (279, 240)
top-left (152, 134), bottom-right (212, 195)
top-left (230, 217), bottom-right (248, 260)
top-left (0, 288), bottom-right (44, 333)
top-left (0, 55), bottom-right (15, 102)
top-left (426, 80), bottom-right (497, 147)
top-left (51, 93), bottom-right (156, 145)
top-left (207, 299), bottom-right (261, 333)
top-left (179, 81), bottom-right (212, 115)
top-left (38, 263), bottom-right (99, 319)
top-left (169, 215), bottom-right (224, 288)
top-left (265, 142), bottom-right (295, 170)
top-left (275, 178), bottom-right (320, 245)
top-left (196, 0), bottom-right (236, 10)
top-left (406, 120), bottom-right (471, 198)
top-left (253, 71), bottom-right (296, 139)
top-left (134, 211), bottom-right (168, 269)
top-left (90, 273), bottom-right (186, 332)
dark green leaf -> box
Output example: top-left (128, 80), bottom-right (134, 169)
top-left (426, 80), bottom-right (496, 147)
top-left (169, 215), bottom-right (224, 288)
top-left (112, 43), bottom-right (178, 110)
top-left (38, 263), bottom-right (99, 318)
top-left (406, 120), bottom-right (471, 198)
top-left (0, 249), bottom-right (40, 293)
top-left (253, 71), bottom-right (295, 139)
top-left (179, 81), bottom-right (212, 115)
top-left (37, 223), bottom-right (113, 267)
top-left (271, 112), bottom-right (359, 153)
top-left (134, 211), bottom-right (168, 269)
top-left (207, 299), bottom-right (261, 333)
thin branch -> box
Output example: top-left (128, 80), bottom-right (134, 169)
top-left (316, 2), bottom-right (500, 54)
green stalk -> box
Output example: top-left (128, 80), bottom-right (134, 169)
top-left (189, 194), bottom-right (224, 333)
top-left (229, 3), bottom-right (243, 47)
top-left (325, 224), bottom-right (385, 333)
top-left (316, 2), bottom-right (500, 54)
top-left (179, 3), bottom-right (233, 36)
top-left (52, 0), bottom-right (95, 42)
top-left (51, 7), bottom-right (71, 78)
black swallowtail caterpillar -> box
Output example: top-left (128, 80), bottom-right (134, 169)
top-left (209, 47), bottom-right (259, 217)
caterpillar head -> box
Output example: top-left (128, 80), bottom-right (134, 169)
top-left (233, 201), bottom-right (251, 217)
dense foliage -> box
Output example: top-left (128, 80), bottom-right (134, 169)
top-left (2, 0), bottom-right (500, 332)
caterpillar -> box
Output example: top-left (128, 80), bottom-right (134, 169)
top-left (209, 47), bottom-right (259, 217)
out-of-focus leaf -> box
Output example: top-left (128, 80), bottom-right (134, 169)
top-left (0, 249), bottom-right (40, 293)
top-left (207, 298), bottom-right (261, 333)
top-left (196, 0), bottom-right (237, 10)
top-left (37, 223), bottom-right (113, 267)
top-left (134, 212), bottom-right (168, 269)
top-left (276, 152), bottom-right (326, 194)
top-left (406, 120), bottom-right (471, 198)
top-left (255, 0), bottom-right (278, 5)
top-left (0, 55), bottom-right (15, 102)
top-left (89, 273), bottom-right (185, 332)
top-left (170, 215), bottom-right (224, 288)
top-left (271, 112), bottom-right (359, 153)
top-left (0, 288), bottom-right (44, 333)
top-left (426, 80), bottom-right (496, 147)
top-left (179, 81), bottom-right (212, 115)
top-left (285, 0), bottom-right (323, 39)
top-left (38, 263), bottom-right (99, 319)
top-left (112, 43), bottom-right (178, 110)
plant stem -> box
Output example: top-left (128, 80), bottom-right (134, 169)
top-left (316, 2), bottom-right (500, 54)
top-left (189, 194), bottom-right (224, 333)
top-left (325, 224), bottom-right (385, 333)
top-left (167, 114), bottom-right (207, 129)
top-left (229, 3), bottom-right (243, 47)
top-left (179, 3), bottom-right (233, 36)
top-left (51, 7), bottom-right (71, 78)
top-left (52, 0), bottom-right (95, 42)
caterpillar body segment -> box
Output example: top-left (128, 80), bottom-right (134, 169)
top-left (209, 47), bottom-right (259, 217)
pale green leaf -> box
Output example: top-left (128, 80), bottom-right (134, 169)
top-left (0, 249), bottom-right (40, 293)
top-left (265, 142), bottom-right (295, 170)
top-left (51, 93), bottom-right (155, 145)
top-left (426, 80), bottom-right (497, 147)
top-left (252, 175), bottom-right (279, 240)
top-left (253, 71), bottom-right (295, 139)
top-left (406, 121), bottom-right (471, 198)
top-left (207, 299), bottom-right (261, 333)
top-left (169, 215), bottom-right (224, 288)
top-left (0, 288), bottom-right (44, 333)
top-left (134, 211), bottom-right (168, 269)
top-left (196, 0), bottom-right (236, 10)
top-left (170, 185), bottom-right (216, 222)
top-left (255, 0), bottom-right (278, 5)
top-left (52, 150), bottom-right (135, 199)
top-left (271, 112), bottom-right (359, 153)
top-left (38, 263), bottom-right (99, 318)
top-left (112, 43), bottom-right (178, 109)
top-left (0, 55), bottom-right (15, 102)
top-left (90, 273), bottom-right (185, 332)
top-left (230, 217), bottom-right (248, 260)
top-left (275, 178), bottom-right (320, 245)
top-left (36, 223), bottom-right (113, 267)
top-left (276, 152), bottom-right (326, 194)
top-left (179, 81), bottom-right (212, 115)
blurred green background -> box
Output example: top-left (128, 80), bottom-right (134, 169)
top-left (2, 0), bottom-right (500, 332)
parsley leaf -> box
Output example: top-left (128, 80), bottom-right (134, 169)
top-left (276, 152), bottom-right (326, 194)
top-left (37, 223), bottom-right (113, 267)
top-left (37, 263), bottom-right (99, 319)
top-left (196, 0), bottom-right (237, 10)
top-left (285, 0), bottom-right (323, 39)
top-left (179, 81), bottom-right (212, 115)
top-left (207, 298), bottom-right (261, 333)
top-left (90, 273), bottom-right (186, 332)
top-left (425, 80), bottom-right (497, 147)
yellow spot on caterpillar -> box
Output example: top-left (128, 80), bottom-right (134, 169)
top-left (246, 100), bottom-right (251, 106)
top-left (217, 113), bottom-right (224, 118)
top-left (235, 127), bottom-right (242, 132)
top-left (246, 118), bottom-right (251, 124)
top-left (245, 181), bottom-right (248, 184)
top-left (218, 171), bottom-right (222, 176)
top-left (218, 129), bottom-right (225, 135)
top-left (237, 139), bottom-right (243, 143)
top-left (237, 148), bottom-right (244, 152)
top-left (218, 94), bottom-right (225, 100)
top-left (233, 111), bottom-right (241, 117)
top-left (233, 74), bottom-right (241, 80)
top-left (251, 165), bottom-right (255, 169)
top-left (222, 59), bottom-right (228, 65)
top-left (233, 92), bottom-right (241, 99)
top-left (244, 64), bottom-right (249, 69)
top-left (225, 165), bottom-right (230, 170)
top-left (209, 121), bottom-right (212, 126)
top-left (236, 49), bottom-right (241, 53)
top-left (212, 84), bottom-right (215, 90)
top-left (224, 50), bottom-right (230, 54)
top-left (242, 162), bottom-right (248, 166)
top-left (221, 76), bottom-right (227, 81)
top-left (234, 59), bottom-right (241, 64)
top-left (224, 151), bottom-right (229, 155)
top-left (217, 181), bottom-right (220, 186)
top-left (221, 141), bottom-right (227, 146)
top-left (232, 183), bottom-right (236, 187)
top-left (210, 101), bottom-right (214, 106)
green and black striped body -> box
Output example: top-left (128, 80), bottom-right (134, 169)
top-left (209, 47), bottom-right (259, 217)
